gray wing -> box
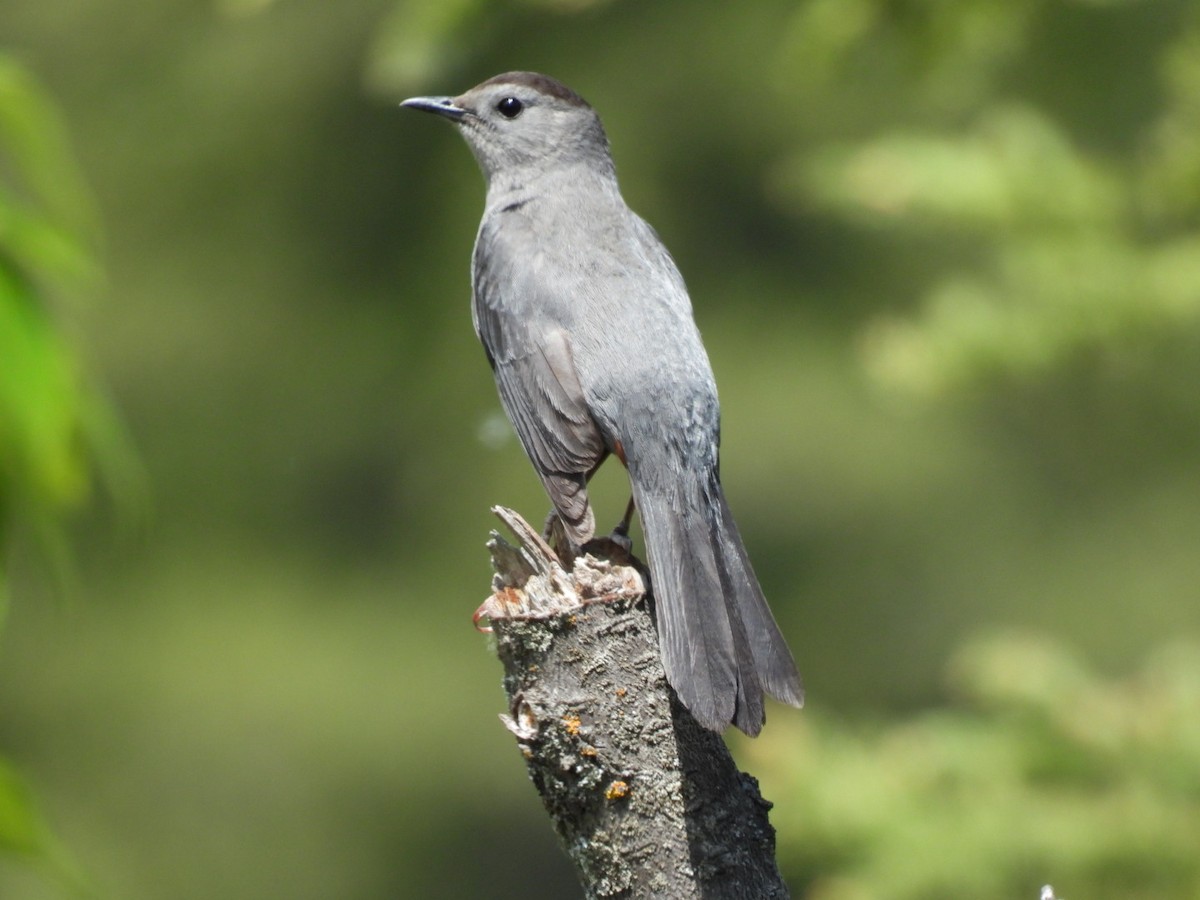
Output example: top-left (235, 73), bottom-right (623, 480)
top-left (472, 215), bottom-right (607, 545)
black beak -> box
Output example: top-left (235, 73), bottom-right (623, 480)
top-left (400, 95), bottom-right (468, 121)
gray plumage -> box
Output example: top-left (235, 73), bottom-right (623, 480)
top-left (403, 72), bottom-right (802, 735)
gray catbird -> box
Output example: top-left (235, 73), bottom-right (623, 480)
top-left (403, 72), bottom-right (802, 735)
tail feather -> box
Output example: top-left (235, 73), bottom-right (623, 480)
top-left (634, 474), bottom-right (802, 735)
top-left (714, 490), bottom-right (804, 709)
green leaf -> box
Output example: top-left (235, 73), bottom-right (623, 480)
top-left (0, 262), bottom-right (89, 512)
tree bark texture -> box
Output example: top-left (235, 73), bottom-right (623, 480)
top-left (477, 507), bottom-right (790, 900)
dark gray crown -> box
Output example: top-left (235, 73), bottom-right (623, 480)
top-left (477, 71), bottom-right (591, 109)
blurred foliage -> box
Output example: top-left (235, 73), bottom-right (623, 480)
top-left (767, 0), bottom-right (1200, 396)
top-left (0, 54), bottom-right (133, 590)
top-left (0, 53), bottom-right (117, 894)
top-left (0, 758), bottom-right (85, 895)
top-left (749, 634), bottom-right (1200, 899)
top-left (365, 0), bottom-right (618, 94)
top-left (0, 0), bottom-right (1197, 897)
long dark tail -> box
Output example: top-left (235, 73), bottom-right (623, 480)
top-left (632, 471), bottom-right (803, 735)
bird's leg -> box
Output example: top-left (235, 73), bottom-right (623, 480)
top-left (579, 494), bottom-right (635, 566)
top-left (608, 495), bottom-right (635, 554)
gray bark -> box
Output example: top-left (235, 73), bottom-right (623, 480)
top-left (477, 507), bottom-right (790, 900)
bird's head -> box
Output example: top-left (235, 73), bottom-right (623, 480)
top-left (402, 72), bottom-right (613, 185)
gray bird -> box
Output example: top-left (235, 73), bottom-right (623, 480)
top-left (403, 72), bottom-right (802, 735)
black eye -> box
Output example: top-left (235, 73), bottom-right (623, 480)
top-left (496, 96), bottom-right (524, 119)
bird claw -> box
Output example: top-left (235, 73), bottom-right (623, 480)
top-left (473, 600), bottom-right (494, 633)
top-left (607, 527), bottom-right (633, 555)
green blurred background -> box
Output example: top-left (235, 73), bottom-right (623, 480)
top-left (2, 0), bottom-right (1199, 897)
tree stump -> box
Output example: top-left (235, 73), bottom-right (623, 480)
top-left (476, 506), bottom-right (790, 899)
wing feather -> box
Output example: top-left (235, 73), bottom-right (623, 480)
top-left (472, 213), bottom-right (607, 544)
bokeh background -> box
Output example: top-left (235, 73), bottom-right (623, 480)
top-left (3, 0), bottom-right (1200, 897)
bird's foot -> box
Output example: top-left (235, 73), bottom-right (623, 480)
top-left (606, 520), bottom-right (633, 556)
top-left (582, 516), bottom-right (634, 566)
top-left (605, 495), bottom-right (636, 555)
